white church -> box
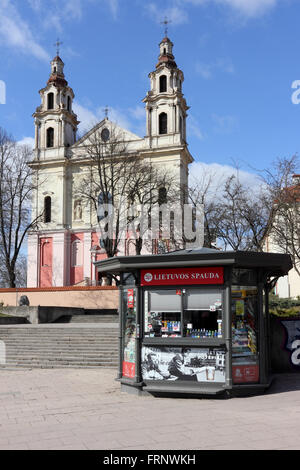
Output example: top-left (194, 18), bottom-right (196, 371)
top-left (27, 35), bottom-right (194, 288)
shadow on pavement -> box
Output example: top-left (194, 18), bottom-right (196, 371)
top-left (266, 373), bottom-right (300, 395)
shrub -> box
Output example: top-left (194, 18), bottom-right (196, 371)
top-left (269, 294), bottom-right (300, 317)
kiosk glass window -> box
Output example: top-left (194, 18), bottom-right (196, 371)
top-left (144, 288), bottom-right (223, 339)
top-left (122, 288), bottom-right (137, 379)
top-left (231, 284), bottom-right (259, 384)
top-left (144, 290), bottom-right (181, 337)
top-left (184, 288), bottom-right (223, 338)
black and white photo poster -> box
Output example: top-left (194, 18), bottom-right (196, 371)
top-left (141, 346), bottom-right (225, 382)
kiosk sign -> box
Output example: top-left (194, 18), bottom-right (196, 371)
top-left (141, 267), bottom-right (224, 286)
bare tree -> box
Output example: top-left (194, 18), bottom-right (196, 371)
top-left (216, 175), bottom-right (271, 251)
top-left (75, 124), bottom-right (176, 258)
top-left (262, 155), bottom-right (300, 275)
top-left (188, 165), bottom-right (272, 251)
top-left (0, 127), bottom-right (40, 287)
top-left (188, 169), bottom-right (222, 248)
top-left (126, 161), bottom-right (176, 255)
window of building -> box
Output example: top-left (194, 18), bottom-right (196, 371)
top-left (44, 196), bottom-right (51, 223)
top-left (158, 187), bottom-right (167, 205)
top-left (47, 93), bottom-right (54, 110)
top-left (159, 75), bottom-right (167, 93)
top-left (46, 127), bottom-right (54, 148)
top-left (67, 96), bottom-right (71, 112)
top-left (159, 112), bottom-right (167, 135)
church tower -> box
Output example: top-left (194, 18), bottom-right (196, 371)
top-left (27, 53), bottom-right (80, 288)
top-left (33, 54), bottom-right (79, 160)
top-left (143, 35), bottom-right (189, 147)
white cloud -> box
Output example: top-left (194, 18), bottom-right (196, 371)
top-left (169, 0), bottom-right (279, 20)
top-left (189, 161), bottom-right (263, 200)
top-left (195, 62), bottom-right (213, 79)
top-left (196, 57), bottom-right (235, 79)
top-left (105, 0), bottom-right (119, 19)
top-left (73, 101), bottom-right (144, 137)
top-left (73, 102), bottom-right (100, 135)
top-left (188, 115), bottom-right (205, 140)
top-left (27, 0), bottom-right (119, 32)
top-left (146, 2), bottom-right (189, 26)
top-left (0, 0), bottom-right (50, 61)
top-left (17, 136), bottom-right (35, 148)
top-left (215, 0), bottom-right (278, 18)
top-left (211, 113), bottom-right (238, 134)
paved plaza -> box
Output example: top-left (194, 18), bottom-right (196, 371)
top-left (0, 368), bottom-right (300, 450)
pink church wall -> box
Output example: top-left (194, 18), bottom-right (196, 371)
top-left (39, 237), bottom-right (53, 287)
top-left (70, 233), bottom-right (84, 285)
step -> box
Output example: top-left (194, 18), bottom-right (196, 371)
top-left (56, 315), bottom-right (119, 323)
top-left (1, 362), bottom-right (117, 369)
top-left (5, 352), bottom-right (118, 358)
top-left (3, 357), bottom-right (118, 362)
top-left (0, 364), bottom-right (117, 369)
top-left (0, 323), bottom-right (120, 369)
top-left (0, 334), bottom-right (119, 339)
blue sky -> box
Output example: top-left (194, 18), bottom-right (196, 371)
top-left (0, 0), bottom-right (300, 180)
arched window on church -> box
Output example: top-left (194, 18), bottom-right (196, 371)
top-left (67, 96), bottom-right (71, 112)
top-left (159, 75), bottom-right (167, 93)
top-left (159, 112), bottom-right (168, 135)
top-left (72, 240), bottom-right (82, 267)
top-left (46, 127), bottom-right (54, 148)
top-left (158, 187), bottom-right (167, 205)
top-left (47, 93), bottom-right (54, 110)
top-left (44, 196), bottom-right (51, 223)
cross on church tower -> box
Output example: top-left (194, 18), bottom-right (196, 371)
top-left (54, 38), bottom-right (63, 56)
top-left (103, 105), bottom-right (109, 119)
top-left (160, 16), bottom-right (171, 36)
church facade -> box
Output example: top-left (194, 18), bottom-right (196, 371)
top-left (27, 36), bottom-right (194, 287)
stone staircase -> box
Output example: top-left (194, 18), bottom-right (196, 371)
top-left (0, 323), bottom-right (119, 369)
top-left (57, 314), bottom-right (119, 324)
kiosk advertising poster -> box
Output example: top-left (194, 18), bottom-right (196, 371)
top-left (141, 346), bottom-right (226, 383)
top-left (122, 288), bottom-right (137, 379)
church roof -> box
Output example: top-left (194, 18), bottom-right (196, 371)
top-left (47, 74), bottom-right (68, 87)
top-left (52, 55), bottom-right (64, 63)
top-left (160, 37), bottom-right (171, 44)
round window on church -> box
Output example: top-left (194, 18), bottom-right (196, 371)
top-left (101, 128), bottom-right (110, 142)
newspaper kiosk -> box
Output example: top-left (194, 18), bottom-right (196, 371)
top-left (95, 248), bottom-right (292, 397)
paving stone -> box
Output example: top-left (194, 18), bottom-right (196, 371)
top-left (0, 369), bottom-right (300, 450)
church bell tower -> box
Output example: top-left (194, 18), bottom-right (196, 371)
top-left (33, 53), bottom-right (79, 160)
top-left (143, 34), bottom-right (189, 147)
